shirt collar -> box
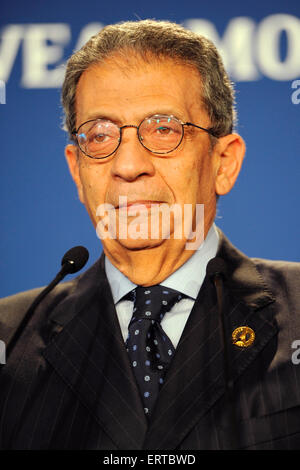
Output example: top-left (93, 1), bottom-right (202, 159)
top-left (105, 223), bottom-right (220, 304)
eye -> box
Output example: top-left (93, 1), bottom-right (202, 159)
top-left (93, 133), bottom-right (110, 143)
top-left (87, 124), bottom-right (118, 145)
top-left (155, 126), bottom-right (173, 135)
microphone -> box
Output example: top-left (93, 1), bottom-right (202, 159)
top-left (206, 258), bottom-right (228, 370)
top-left (206, 257), bottom-right (239, 449)
top-left (5, 246), bottom-right (89, 360)
top-left (61, 245), bottom-right (89, 275)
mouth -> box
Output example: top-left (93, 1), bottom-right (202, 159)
top-left (117, 200), bottom-right (165, 211)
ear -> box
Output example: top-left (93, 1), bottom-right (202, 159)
top-left (213, 133), bottom-right (246, 195)
top-left (65, 144), bottom-right (85, 203)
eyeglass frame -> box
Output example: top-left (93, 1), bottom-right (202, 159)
top-left (71, 114), bottom-right (217, 160)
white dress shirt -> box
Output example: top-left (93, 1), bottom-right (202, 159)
top-left (105, 223), bottom-right (219, 348)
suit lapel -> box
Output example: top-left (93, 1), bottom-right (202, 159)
top-left (43, 256), bottom-right (147, 450)
top-left (144, 230), bottom-right (278, 449)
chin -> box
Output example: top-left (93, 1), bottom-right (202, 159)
top-left (116, 237), bottom-right (165, 251)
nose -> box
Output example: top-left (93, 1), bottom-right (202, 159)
top-left (110, 126), bottom-right (155, 182)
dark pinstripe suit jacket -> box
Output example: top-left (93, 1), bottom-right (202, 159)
top-left (1, 229), bottom-right (300, 450)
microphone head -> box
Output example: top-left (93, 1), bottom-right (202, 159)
top-left (206, 257), bottom-right (227, 280)
top-left (61, 246), bottom-right (89, 274)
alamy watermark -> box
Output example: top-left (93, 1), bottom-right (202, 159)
top-left (291, 340), bottom-right (300, 365)
top-left (0, 80), bottom-right (6, 104)
top-left (291, 80), bottom-right (300, 104)
top-left (0, 340), bottom-right (6, 364)
top-left (95, 197), bottom-right (205, 250)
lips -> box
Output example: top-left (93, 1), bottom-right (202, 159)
top-left (117, 200), bottom-right (164, 210)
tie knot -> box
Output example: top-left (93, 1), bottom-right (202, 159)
top-left (129, 285), bottom-right (184, 324)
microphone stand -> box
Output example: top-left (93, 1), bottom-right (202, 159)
top-left (206, 257), bottom-right (240, 449)
top-left (2, 246), bottom-right (89, 364)
top-left (213, 270), bottom-right (240, 450)
top-left (6, 265), bottom-right (69, 359)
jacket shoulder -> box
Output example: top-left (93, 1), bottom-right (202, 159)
top-left (0, 280), bottom-right (76, 345)
top-left (216, 228), bottom-right (300, 313)
top-left (250, 257), bottom-right (300, 311)
top-left (251, 257), bottom-right (300, 287)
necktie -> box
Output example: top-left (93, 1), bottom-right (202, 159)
top-left (125, 285), bottom-right (183, 418)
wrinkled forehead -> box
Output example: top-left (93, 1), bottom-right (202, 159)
top-left (75, 52), bottom-right (207, 127)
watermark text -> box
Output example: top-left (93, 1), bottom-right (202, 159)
top-left (95, 197), bottom-right (205, 250)
top-left (291, 340), bottom-right (300, 364)
top-left (291, 79), bottom-right (300, 104)
top-left (0, 80), bottom-right (6, 104)
top-left (0, 340), bottom-right (6, 364)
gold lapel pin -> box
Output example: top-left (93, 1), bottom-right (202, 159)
top-left (232, 326), bottom-right (255, 348)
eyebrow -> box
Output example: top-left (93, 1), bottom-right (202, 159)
top-left (80, 109), bottom-right (188, 126)
top-left (82, 113), bottom-right (122, 125)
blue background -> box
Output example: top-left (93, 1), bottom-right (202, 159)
top-left (0, 0), bottom-right (299, 297)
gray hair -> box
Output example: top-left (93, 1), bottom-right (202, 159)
top-left (61, 19), bottom-right (236, 142)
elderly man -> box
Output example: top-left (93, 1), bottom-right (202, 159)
top-left (0, 20), bottom-right (300, 450)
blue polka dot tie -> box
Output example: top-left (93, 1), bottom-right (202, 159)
top-left (125, 285), bottom-right (183, 419)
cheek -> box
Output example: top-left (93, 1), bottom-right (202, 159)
top-left (163, 165), bottom-right (196, 205)
top-left (170, 153), bottom-right (206, 203)
top-left (79, 163), bottom-right (109, 207)
top-left (181, 151), bottom-right (215, 204)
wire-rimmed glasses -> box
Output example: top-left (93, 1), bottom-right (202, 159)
top-left (72, 114), bottom-right (216, 159)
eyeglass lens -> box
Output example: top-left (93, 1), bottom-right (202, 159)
top-left (76, 115), bottom-right (183, 158)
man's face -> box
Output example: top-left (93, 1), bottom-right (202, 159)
top-left (66, 55), bottom-right (220, 252)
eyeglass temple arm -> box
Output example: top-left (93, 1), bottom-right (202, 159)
top-left (184, 122), bottom-right (217, 137)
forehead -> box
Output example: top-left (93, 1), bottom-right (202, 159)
top-left (75, 55), bottom-right (206, 125)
